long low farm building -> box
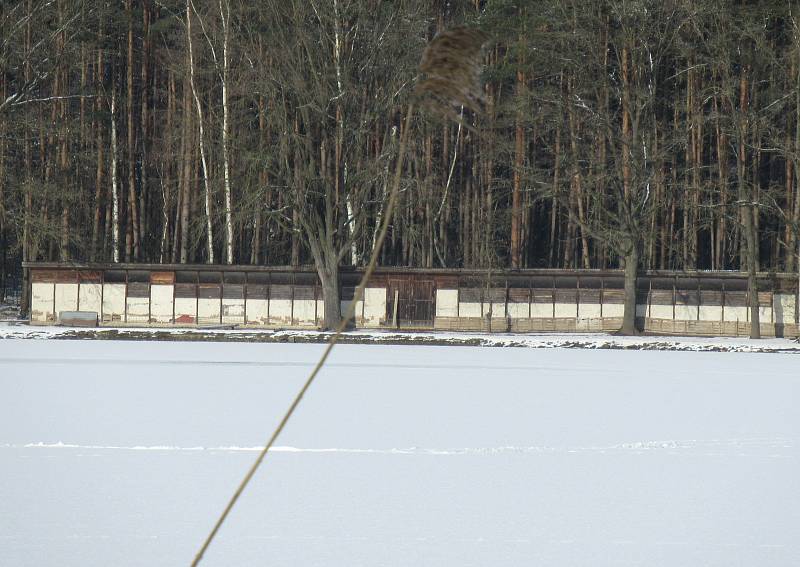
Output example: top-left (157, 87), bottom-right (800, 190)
top-left (24, 262), bottom-right (800, 338)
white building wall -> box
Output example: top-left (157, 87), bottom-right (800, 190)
top-left (221, 299), bottom-right (245, 325)
top-left (294, 299), bottom-right (317, 326)
top-left (79, 283), bottom-right (102, 315)
top-left (269, 299), bottom-right (293, 325)
top-left (506, 303), bottom-right (529, 318)
top-left (458, 302), bottom-right (482, 318)
top-left (698, 305), bottom-right (723, 322)
top-left (578, 303), bottom-right (602, 319)
top-left (649, 305), bottom-right (673, 319)
top-left (31, 282), bottom-right (55, 323)
top-left (531, 303), bottom-right (553, 318)
top-left (674, 304), bottom-right (697, 321)
top-left (55, 283), bottom-right (79, 319)
top-left (102, 284), bottom-right (126, 323)
top-left (601, 303), bottom-right (624, 318)
top-left (245, 298), bottom-right (268, 325)
top-left (488, 301), bottom-right (506, 318)
top-left (723, 306), bottom-right (748, 323)
top-left (174, 298), bottom-right (197, 324)
top-left (126, 296), bottom-right (149, 324)
top-left (554, 303), bottom-right (577, 318)
top-left (197, 298), bottom-right (221, 325)
top-left (435, 289), bottom-right (458, 317)
top-left (150, 285), bottom-right (174, 323)
top-left (362, 288), bottom-right (387, 327)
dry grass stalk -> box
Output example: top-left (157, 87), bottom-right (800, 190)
top-left (191, 25), bottom-right (488, 566)
top-left (416, 26), bottom-right (490, 122)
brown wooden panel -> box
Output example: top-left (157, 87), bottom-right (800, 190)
top-left (579, 289), bottom-right (601, 304)
top-left (127, 282), bottom-right (150, 298)
top-left (434, 275), bottom-right (459, 289)
top-left (532, 289), bottom-right (554, 303)
top-left (32, 270), bottom-right (60, 283)
top-left (294, 286), bottom-right (316, 300)
top-left (175, 283), bottom-right (197, 298)
top-left (150, 271), bottom-right (175, 284)
top-left (222, 284), bottom-right (244, 300)
top-left (387, 277), bottom-right (434, 324)
top-left (675, 290), bottom-right (699, 306)
top-left (246, 284), bottom-right (268, 299)
top-left (485, 288), bottom-right (505, 302)
top-left (699, 290), bottom-right (722, 306)
top-left (555, 289), bottom-right (577, 303)
top-left (32, 269), bottom-right (80, 283)
top-left (459, 288), bottom-right (482, 302)
top-left (649, 290), bottom-right (673, 305)
top-left (56, 270), bottom-right (79, 283)
top-left (365, 273), bottom-right (388, 287)
top-left (725, 291), bottom-right (747, 307)
top-left (78, 271), bottom-right (103, 283)
top-left (198, 284), bottom-right (221, 299)
top-left (270, 285), bottom-right (293, 300)
top-left (602, 290), bottom-right (625, 304)
top-left (508, 288), bottom-right (530, 303)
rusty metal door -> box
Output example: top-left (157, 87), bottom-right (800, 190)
top-left (387, 277), bottom-right (434, 327)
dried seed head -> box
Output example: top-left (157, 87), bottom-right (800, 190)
top-left (416, 26), bottom-right (490, 117)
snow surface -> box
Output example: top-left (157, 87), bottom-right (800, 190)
top-left (3, 322), bottom-right (800, 352)
top-left (1, 339), bottom-right (798, 566)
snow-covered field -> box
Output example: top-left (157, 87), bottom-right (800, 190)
top-left (1, 339), bottom-right (798, 566)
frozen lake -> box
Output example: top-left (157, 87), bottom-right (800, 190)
top-left (1, 339), bottom-right (798, 566)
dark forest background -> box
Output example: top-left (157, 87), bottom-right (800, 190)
top-left (2, 0), bottom-right (800, 293)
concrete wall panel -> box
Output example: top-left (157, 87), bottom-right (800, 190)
top-left (55, 283), bottom-right (79, 318)
top-left (150, 285), bottom-right (174, 323)
top-left (554, 303), bottom-right (577, 318)
top-left (31, 282), bottom-right (55, 323)
top-left (362, 288), bottom-right (387, 327)
top-left (723, 306), bottom-right (748, 323)
top-left (506, 303), bottom-right (529, 318)
top-left (649, 305), bottom-right (673, 320)
top-left (601, 303), bottom-right (624, 318)
top-left (578, 303), bottom-right (602, 319)
top-left (197, 298), bottom-right (220, 325)
top-left (102, 284), bottom-right (126, 323)
top-left (531, 303), bottom-right (554, 318)
top-left (245, 298), bottom-right (268, 325)
top-left (435, 289), bottom-right (458, 317)
top-left (698, 305), bottom-right (723, 322)
top-left (269, 299), bottom-right (293, 325)
top-left (488, 301), bottom-right (506, 318)
top-left (221, 298), bottom-right (245, 325)
top-left (79, 283), bottom-right (102, 316)
top-left (174, 297), bottom-right (197, 324)
top-left (126, 296), bottom-right (149, 324)
top-left (294, 299), bottom-right (317, 325)
top-left (458, 302), bottom-right (482, 318)
top-left (674, 304), bottom-right (697, 321)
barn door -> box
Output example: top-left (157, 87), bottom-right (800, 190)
top-left (387, 277), bottom-right (434, 327)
